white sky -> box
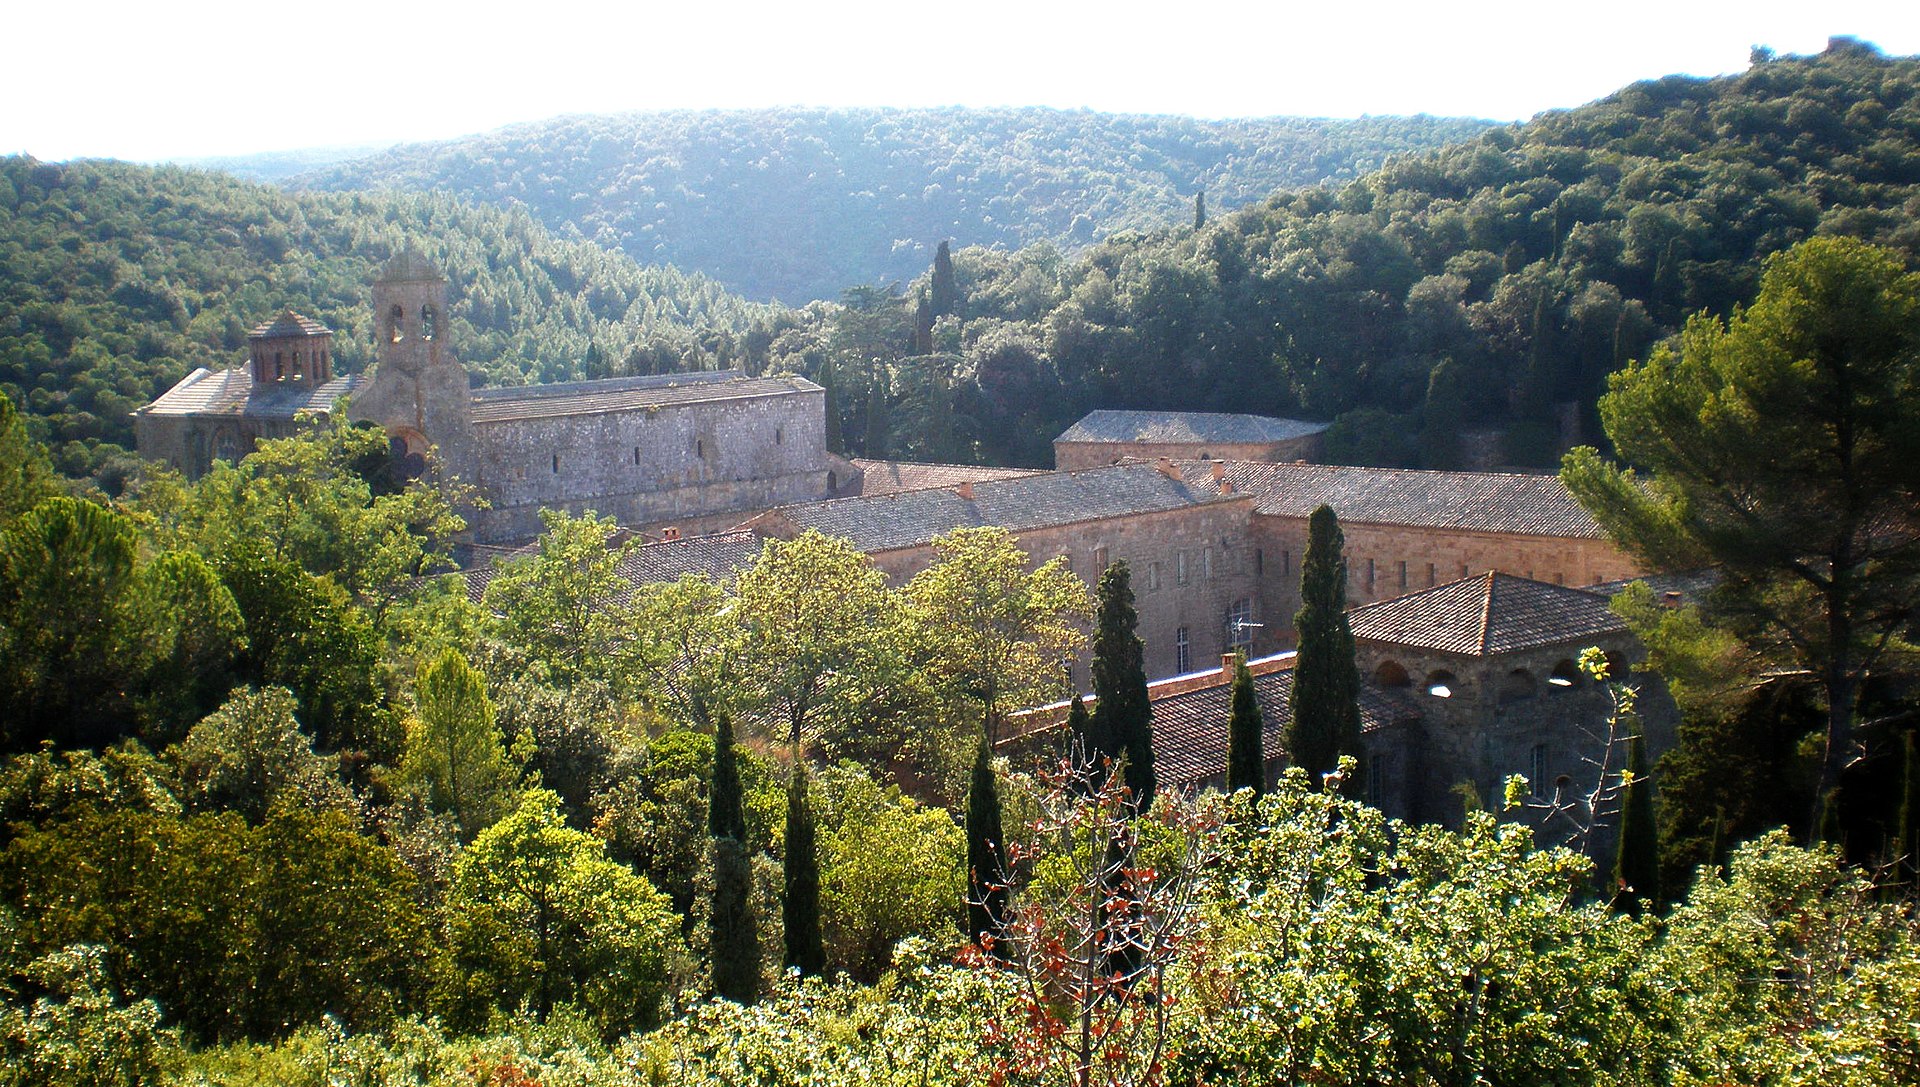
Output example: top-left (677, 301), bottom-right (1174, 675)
top-left (4, 0), bottom-right (1917, 162)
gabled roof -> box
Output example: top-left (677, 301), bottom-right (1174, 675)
top-left (136, 366), bottom-right (360, 420)
top-left (459, 529), bottom-right (762, 606)
top-left (1348, 572), bottom-right (1626, 657)
top-left (1056, 409), bottom-right (1327, 446)
top-left (468, 371), bottom-right (820, 424)
top-left (762, 462), bottom-right (1245, 554)
top-left (849, 459), bottom-right (1045, 497)
top-left (1195, 460), bottom-right (1605, 538)
top-left (249, 310), bottom-right (331, 339)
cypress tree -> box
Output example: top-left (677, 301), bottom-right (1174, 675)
top-left (1065, 693), bottom-right (1094, 773)
top-left (1288, 505), bottom-right (1363, 793)
top-left (864, 372), bottom-right (890, 459)
top-left (965, 736), bottom-right (1006, 947)
top-left (709, 835), bottom-right (760, 1003)
top-left (820, 362), bottom-right (844, 455)
top-left (708, 711), bottom-right (759, 1002)
top-left (1091, 562), bottom-right (1154, 810)
top-left (709, 713), bottom-right (746, 841)
top-left (1611, 725), bottom-right (1658, 914)
top-left (1225, 653), bottom-right (1265, 797)
top-left (913, 288), bottom-right (934, 354)
top-left (1193, 189), bottom-right (1207, 230)
top-left (783, 761), bottom-right (826, 976)
top-left (930, 240), bottom-right (957, 320)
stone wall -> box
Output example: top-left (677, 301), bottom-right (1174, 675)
top-left (1251, 514), bottom-right (1643, 640)
top-left (466, 389), bottom-right (828, 543)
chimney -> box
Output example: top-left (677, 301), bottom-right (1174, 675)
top-left (1211, 460), bottom-right (1226, 481)
top-left (662, 526), bottom-right (682, 541)
top-left (1155, 456), bottom-right (1180, 480)
top-left (1661, 590), bottom-right (1683, 609)
top-left (956, 480), bottom-right (974, 500)
top-left (1221, 653), bottom-right (1238, 677)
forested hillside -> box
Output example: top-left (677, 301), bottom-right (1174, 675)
top-left (783, 40), bottom-right (1920, 468)
top-left (292, 108), bottom-right (1494, 302)
top-left (0, 158), bottom-right (787, 486)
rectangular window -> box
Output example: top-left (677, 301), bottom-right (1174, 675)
top-left (1202, 548), bottom-right (1213, 580)
top-left (1255, 548), bottom-right (1265, 576)
top-left (1397, 560), bottom-right (1408, 590)
top-left (1227, 598), bottom-right (1254, 650)
top-left (1460, 563), bottom-right (1470, 579)
top-left (1365, 558), bottom-right (1376, 594)
top-left (551, 453), bottom-right (560, 474)
top-left (1426, 562), bottom-right (1437, 587)
top-left (1176, 551), bottom-right (1189, 586)
top-left (1531, 744), bottom-right (1549, 797)
top-left (1283, 549), bottom-right (1292, 577)
top-left (1146, 562), bottom-right (1161, 592)
top-left (1094, 546), bottom-right (1109, 573)
top-left (1175, 627), bottom-right (1191, 674)
top-left (1368, 754), bottom-right (1386, 808)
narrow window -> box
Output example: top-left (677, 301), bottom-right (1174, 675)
top-left (1094, 546), bottom-right (1109, 572)
top-left (1283, 549), bottom-right (1292, 576)
top-left (388, 304), bottom-right (405, 344)
top-left (1255, 548), bottom-right (1264, 576)
top-left (1367, 754), bottom-right (1385, 808)
top-left (1426, 562), bottom-right (1437, 586)
top-left (633, 447), bottom-right (641, 466)
top-left (274, 351), bottom-right (285, 379)
top-left (775, 427), bottom-right (783, 445)
top-left (1530, 744), bottom-right (1549, 797)
top-left (1202, 548), bottom-right (1213, 579)
top-left (1397, 560), bottom-right (1408, 590)
top-left (696, 438), bottom-right (705, 460)
top-left (551, 453), bottom-right (559, 474)
top-left (1365, 558), bottom-right (1376, 594)
top-left (1176, 551), bottom-right (1189, 586)
top-left (1146, 562), bottom-right (1161, 592)
top-left (1227, 598), bottom-right (1254, 650)
top-left (1459, 563), bottom-right (1470, 579)
top-left (1175, 628), bottom-right (1191, 674)
top-left (421, 304), bottom-right (437, 342)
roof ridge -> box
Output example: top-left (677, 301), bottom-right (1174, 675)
top-left (1228, 460), bottom-right (1563, 484)
top-left (1475, 570), bottom-right (1498, 655)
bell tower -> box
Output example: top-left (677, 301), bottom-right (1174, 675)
top-left (348, 248), bottom-right (472, 475)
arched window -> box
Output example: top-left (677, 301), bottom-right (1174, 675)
top-left (388, 304), bottom-right (405, 343)
top-left (826, 471), bottom-right (838, 495)
top-left (1426, 670), bottom-right (1457, 698)
top-left (1374, 660), bottom-right (1411, 688)
top-left (421, 305), bottom-right (437, 342)
top-left (1499, 669), bottom-right (1537, 703)
top-left (274, 351), bottom-right (285, 379)
top-left (1548, 659), bottom-right (1580, 688)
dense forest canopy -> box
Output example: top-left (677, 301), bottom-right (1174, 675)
top-left (0, 158), bottom-right (788, 486)
top-left (780, 40), bottom-right (1920, 469)
top-left (291, 107), bottom-right (1494, 302)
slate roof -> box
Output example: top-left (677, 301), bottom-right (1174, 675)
top-left (458, 529), bottom-right (762, 606)
top-left (1056, 409), bottom-right (1327, 446)
top-left (249, 310), bottom-right (331, 339)
top-left (137, 366), bottom-right (361, 420)
top-left (1195, 461), bottom-right (1605, 538)
top-left (378, 249), bottom-right (443, 283)
top-left (468, 371), bottom-right (819, 424)
top-left (1347, 572), bottom-right (1626, 657)
top-left (1150, 660), bottom-right (1413, 789)
top-left (765, 462), bottom-right (1244, 554)
top-left (849, 459), bottom-right (1046, 497)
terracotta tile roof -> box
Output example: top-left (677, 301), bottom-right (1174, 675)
top-left (468, 371), bottom-right (819, 424)
top-left (458, 529), bottom-right (762, 606)
top-left (1007, 652), bottom-right (1413, 790)
top-left (1056, 409), bottom-right (1327, 445)
top-left (849, 459), bottom-right (1046, 497)
top-left (1196, 461), bottom-right (1605, 538)
top-left (1348, 572), bottom-right (1626, 657)
top-left (248, 310), bottom-right (331, 339)
top-left (765, 462), bottom-right (1245, 554)
top-left (136, 366), bottom-right (360, 420)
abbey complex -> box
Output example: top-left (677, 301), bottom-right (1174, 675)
top-left (136, 249), bottom-right (1669, 832)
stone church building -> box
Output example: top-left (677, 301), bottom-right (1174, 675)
top-left (136, 252), bottom-right (835, 543)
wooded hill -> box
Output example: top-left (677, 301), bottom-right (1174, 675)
top-left (790, 39), bottom-right (1920, 469)
top-left (290, 108), bottom-right (1494, 302)
top-left (0, 158), bottom-right (787, 487)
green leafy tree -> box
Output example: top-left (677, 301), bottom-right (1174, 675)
top-left (624, 573), bottom-right (738, 729)
top-left (1226, 653), bottom-right (1265, 797)
top-left (123, 549), bottom-right (246, 740)
top-left (398, 648), bottom-right (518, 840)
top-left (907, 526), bottom-right (1089, 744)
top-left (1611, 724), bottom-right (1659, 913)
top-left (0, 942), bottom-right (181, 1087)
top-left (1562, 237), bottom-right (1920, 827)
top-left (483, 510), bottom-right (634, 688)
top-left (1288, 505), bottom-right (1363, 792)
top-left (171, 686), bottom-right (353, 823)
top-left (813, 764), bottom-right (964, 980)
top-left (784, 762), bottom-right (826, 977)
top-left (0, 393), bottom-right (54, 529)
top-left (441, 789), bottom-right (680, 1038)
top-left (1091, 561), bottom-right (1154, 809)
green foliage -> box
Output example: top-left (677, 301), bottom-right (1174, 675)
top-left (0, 742), bottom-right (180, 837)
top-left (482, 510), bottom-right (634, 689)
top-left (1225, 653), bottom-right (1264, 797)
top-left (171, 686), bottom-right (354, 823)
top-left (1611, 724), bottom-right (1659, 912)
top-left (964, 738), bottom-right (1005, 946)
top-left (398, 648), bottom-right (517, 840)
top-left (1287, 505), bottom-right (1363, 792)
top-left (708, 714), bottom-right (746, 841)
top-left (709, 834), bottom-right (760, 1005)
top-left (783, 763), bottom-right (825, 978)
top-left (0, 941), bottom-right (181, 1087)
top-left (0, 393), bottom-right (54, 527)
top-left (1, 808), bottom-right (426, 1042)
top-left (441, 790), bottom-right (680, 1038)
top-left (812, 764), bottom-right (964, 981)
top-left (300, 109), bottom-right (1489, 303)
top-left (1090, 561), bottom-right (1153, 808)
top-left (1564, 236), bottom-right (1920, 825)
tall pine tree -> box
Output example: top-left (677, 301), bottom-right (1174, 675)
top-left (1226, 653), bottom-right (1265, 797)
top-left (1611, 724), bottom-right (1659, 915)
top-left (965, 736), bottom-right (1006, 948)
top-left (1287, 505), bottom-right (1363, 793)
top-left (708, 713), bottom-right (758, 1002)
top-left (1091, 561), bottom-right (1154, 811)
top-left (783, 761), bottom-right (826, 976)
